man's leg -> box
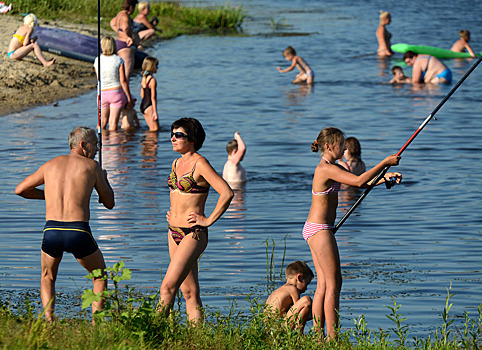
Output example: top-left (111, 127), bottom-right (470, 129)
top-left (77, 249), bottom-right (107, 315)
top-left (40, 251), bottom-right (62, 321)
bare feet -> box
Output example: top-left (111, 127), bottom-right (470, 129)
top-left (44, 58), bottom-right (56, 67)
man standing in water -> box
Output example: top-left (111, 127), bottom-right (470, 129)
top-left (15, 126), bottom-right (115, 321)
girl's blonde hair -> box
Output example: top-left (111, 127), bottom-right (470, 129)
top-left (24, 13), bottom-right (38, 28)
top-left (379, 10), bottom-right (390, 20)
top-left (141, 56), bottom-right (159, 76)
top-left (101, 36), bottom-right (117, 56)
top-left (138, 1), bottom-right (149, 12)
top-left (311, 127), bottom-right (344, 153)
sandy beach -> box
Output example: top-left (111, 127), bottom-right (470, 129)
top-left (0, 15), bottom-right (111, 117)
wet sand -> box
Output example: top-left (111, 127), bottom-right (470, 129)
top-left (0, 16), bottom-right (111, 117)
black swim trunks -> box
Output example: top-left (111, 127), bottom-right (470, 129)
top-left (42, 221), bottom-right (99, 259)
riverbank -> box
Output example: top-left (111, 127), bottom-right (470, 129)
top-left (0, 16), bottom-right (102, 117)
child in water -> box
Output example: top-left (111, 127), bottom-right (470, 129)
top-left (338, 137), bottom-right (366, 176)
top-left (140, 56), bottom-right (159, 132)
top-left (304, 127), bottom-right (402, 340)
top-left (7, 13), bottom-right (55, 66)
top-left (265, 261), bottom-right (313, 332)
top-left (389, 66), bottom-right (411, 84)
top-left (223, 132), bottom-right (247, 185)
top-left (450, 30), bottom-right (476, 58)
top-left (277, 46), bottom-right (314, 84)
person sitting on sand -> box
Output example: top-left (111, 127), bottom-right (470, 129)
top-left (376, 10), bottom-right (393, 57)
top-left (403, 51), bottom-right (452, 84)
top-left (389, 65), bottom-right (411, 84)
top-left (277, 46), bottom-right (314, 84)
top-left (133, 1), bottom-right (162, 48)
top-left (7, 14), bottom-right (55, 66)
top-left (222, 132), bottom-right (247, 185)
top-left (450, 30), bottom-right (476, 58)
top-left (265, 261), bottom-right (313, 332)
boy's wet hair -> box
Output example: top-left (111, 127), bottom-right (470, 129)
top-left (459, 29), bottom-right (470, 40)
top-left (391, 65), bottom-right (403, 75)
top-left (226, 140), bottom-right (238, 154)
top-left (285, 261), bottom-right (314, 280)
top-left (283, 46), bottom-right (296, 57)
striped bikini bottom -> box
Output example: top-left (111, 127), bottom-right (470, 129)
top-left (302, 221), bottom-right (334, 242)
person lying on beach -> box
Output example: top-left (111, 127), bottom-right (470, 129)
top-left (223, 132), bottom-right (247, 185)
top-left (389, 66), bottom-right (411, 84)
top-left (134, 1), bottom-right (162, 48)
top-left (7, 13), bottom-right (55, 66)
top-left (403, 51), bottom-right (452, 84)
top-left (265, 261), bottom-right (313, 332)
top-left (277, 46), bottom-right (314, 84)
top-left (450, 30), bottom-right (476, 58)
top-left (15, 126), bottom-right (114, 322)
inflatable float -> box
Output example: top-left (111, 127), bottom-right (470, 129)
top-left (36, 26), bottom-right (147, 67)
top-left (391, 43), bottom-right (481, 59)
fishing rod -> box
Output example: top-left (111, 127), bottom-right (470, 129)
top-left (333, 55), bottom-right (482, 234)
top-left (96, 0), bottom-right (102, 168)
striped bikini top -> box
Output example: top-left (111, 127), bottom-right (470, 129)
top-left (312, 157), bottom-right (341, 195)
top-left (167, 159), bottom-right (210, 194)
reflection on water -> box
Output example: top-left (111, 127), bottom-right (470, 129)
top-left (0, 0), bottom-right (481, 337)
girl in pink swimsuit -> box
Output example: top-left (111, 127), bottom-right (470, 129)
top-left (304, 127), bottom-right (402, 340)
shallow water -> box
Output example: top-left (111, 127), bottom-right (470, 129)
top-left (1, 0), bottom-right (482, 338)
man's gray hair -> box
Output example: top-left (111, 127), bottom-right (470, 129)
top-left (68, 126), bottom-right (97, 149)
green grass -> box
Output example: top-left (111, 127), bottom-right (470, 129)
top-left (8, 0), bottom-right (245, 38)
top-left (1, 262), bottom-right (480, 349)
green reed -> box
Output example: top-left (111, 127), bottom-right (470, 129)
top-left (262, 235), bottom-right (288, 286)
top-left (9, 0), bottom-right (245, 34)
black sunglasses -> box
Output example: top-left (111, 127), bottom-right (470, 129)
top-left (171, 131), bottom-right (188, 139)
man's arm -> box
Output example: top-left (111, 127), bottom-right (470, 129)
top-left (231, 132), bottom-right (246, 165)
top-left (95, 166), bottom-right (115, 209)
top-left (15, 165), bottom-right (46, 200)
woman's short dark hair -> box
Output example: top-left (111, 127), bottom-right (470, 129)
top-left (122, 0), bottom-right (138, 11)
top-left (171, 118), bottom-right (206, 151)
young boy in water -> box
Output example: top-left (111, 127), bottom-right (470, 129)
top-left (222, 132), bottom-right (247, 185)
top-left (389, 65), bottom-right (411, 84)
top-left (277, 46), bottom-right (314, 84)
top-left (265, 261), bottom-right (314, 332)
top-left (450, 30), bottom-right (476, 58)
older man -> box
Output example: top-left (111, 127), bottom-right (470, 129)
top-left (15, 126), bottom-right (115, 321)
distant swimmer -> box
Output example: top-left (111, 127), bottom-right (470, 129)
top-left (303, 127), bottom-right (402, 340)
top-left (223, 132), bottom-right (247, 185)
top-left (15, 127), bottom-right (115, 321)
top-left (450, 30), bottom-right (476, 58)
top-left (389, 65), bottom-right (411, 84)
top-left (277, 46), bottom-right (314, 84)
top-left (376, 10), bottom-right (393, 57)
top-left (337, 137), bottom-right (366, 176)
top-left (403, 51), bottom-right (453, 84)
top-left (140, 56), bottom-right (160, 132)
top-left (7, 13), bottom-right (55, 66)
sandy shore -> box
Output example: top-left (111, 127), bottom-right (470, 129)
top-left (0, 16), bottom-right (111, 117)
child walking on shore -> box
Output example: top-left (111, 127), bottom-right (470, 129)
top-left (265, 261), bottom-right (313, 332)
top-left (140, 56), bottom-right (159, 132)
top-left (7, 14), bottom-right (55, 66)
top-left (304, 127), bottom-right (402, 340)
top-left (277, 46), bottom-right (314, 84)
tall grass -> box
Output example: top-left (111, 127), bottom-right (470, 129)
top-left (1, 262), bottom-right (480, 349)
top-left (9, 0), bottom-right (245, 33)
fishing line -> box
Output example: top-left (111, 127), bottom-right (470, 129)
top-left (333, 56), bottom-right (482, 234)
top-left (96, 0), bottom-right (102, 167)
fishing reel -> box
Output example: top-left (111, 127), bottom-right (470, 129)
top-left (385, 176), bottom-right (397, 189)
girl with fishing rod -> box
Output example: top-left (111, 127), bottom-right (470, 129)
top-left (303, 127), bottom-right (402, 340)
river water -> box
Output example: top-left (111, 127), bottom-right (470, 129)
top-left (1, 0), bottom-right (481, 338)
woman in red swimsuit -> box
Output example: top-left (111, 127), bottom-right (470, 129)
top-left (158, 118), bottom-right (234, 322)
top-left (304, 127), bottom-right (402, 340)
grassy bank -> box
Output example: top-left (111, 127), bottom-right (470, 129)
top-left (1, 262), bottom-right (480, 349)
top-left (9, 0), bottom-right (245, 38)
